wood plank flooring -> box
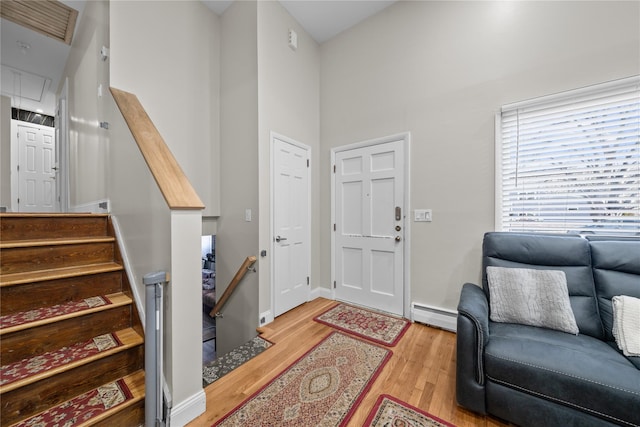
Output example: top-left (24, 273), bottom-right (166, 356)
top-left (188, 297), bottom-right (509, 427)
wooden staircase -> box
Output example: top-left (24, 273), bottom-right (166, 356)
top-left (0, 213), bottom-right (145, 426)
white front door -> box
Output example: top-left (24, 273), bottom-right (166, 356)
top-left (334, 137), bottom-right (406, 315)
top-left (272, 135), bottom-right (310, 317)
top-left (18, 124), bottom-right (56, 212)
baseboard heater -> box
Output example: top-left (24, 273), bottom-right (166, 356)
top-left (411, 302), bottom-right (457, 332)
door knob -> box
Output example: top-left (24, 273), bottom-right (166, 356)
top-left (395, 236), bottom-right (401, 242)
top-left (275, 236), bottom-right (288, 243)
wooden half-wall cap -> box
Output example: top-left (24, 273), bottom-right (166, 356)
top-left (110, 87), bottom-right (205, 210)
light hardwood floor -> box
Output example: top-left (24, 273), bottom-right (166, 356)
top-left (188, 297), bottom-right (509, 427)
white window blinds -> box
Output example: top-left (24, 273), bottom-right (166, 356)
top-left (497, 77), bottom-right (640, 236)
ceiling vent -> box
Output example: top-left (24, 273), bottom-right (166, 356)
top-left (1, 0), bottom-right (78, 45)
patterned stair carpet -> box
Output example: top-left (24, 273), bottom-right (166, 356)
top-left (213, 332), bottom-right (391, 426)
top-left (314, 303), bottom-right (410, 346)
top-left (13, 379), bottom-right (133, 427)
top-left (203, 336), bottom-right (272, 386)
top-left (1, 333), bottom-right (122, 387)
top-left (0, 296), bottom-right (111, 329)
top-left (364, 394), bottom-right (456, 427)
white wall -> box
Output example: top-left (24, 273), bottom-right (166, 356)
top-left (257, 1), bottom-right (321, 320)
top-left (61, 0), bottom-right (109, 209)
top-left (0, 95), bottom-right (11, 210)
top-left (320, 1), bottom-right (640, 311)
top-left (217, 0), bottom-right (260, 355)
top-left (110, 0), bottom-right (220, 217)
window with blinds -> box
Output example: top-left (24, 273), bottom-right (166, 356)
top-left (497, 77), bottom-right (640, 236)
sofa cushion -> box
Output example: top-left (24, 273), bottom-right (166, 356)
top-left (482, 232), bottom-right (604, 339)
top-left (485, 322), bottom-right (640, 426)
top-left (589, 239), bottom-right (640, 343)
top-left (487, 266), bottom-right (579, 334)
top-left (606, 342), bottom-right (640, 370)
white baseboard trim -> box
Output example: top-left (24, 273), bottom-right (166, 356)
top-left (168, 389), bottom-right (206, 427)
top-left (259, 310), bottom-right (274, 327)
top-left (109, 216), bottom-right (145, 329)
top-left (70, 199), bottom-right (109, 213)
top-left (411, 302), bottom-right (457, 332)
top-left (310, 285), bottom-right (332, 301)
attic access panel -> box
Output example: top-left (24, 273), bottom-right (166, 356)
top-left (1, 0), bottom-right (78, 45)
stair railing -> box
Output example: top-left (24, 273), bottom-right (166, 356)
top-left (110, 88), bottom-right (204, 210)
top-left (210, 256), bottom-right (257, 318)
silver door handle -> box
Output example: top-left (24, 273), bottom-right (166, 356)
top-left (275, 236), bottom-right (288, 242)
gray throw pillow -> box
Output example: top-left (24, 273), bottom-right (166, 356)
top-left (487, 266), bottom-right (579, 335)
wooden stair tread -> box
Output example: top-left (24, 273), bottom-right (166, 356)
top-left (78, 370), bottom-right (146, 427)
top-left (0, 292), bottom-right (132, 335)
top-left (0, 213), bottom-right (109, 218)
top-left (7, 370), bottom-right (145, 427)
top-left (0, 213), bottom-right (144, 427)
top-left (0, 236), bottom-right (114, 249)
top-left (0, 328), bottom-right (143, 394)
top-left (0, 262), bottom-right (124, 287)
top-left (122, 369), bottom-right (146, 401)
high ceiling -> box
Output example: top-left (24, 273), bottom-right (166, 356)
top-left (201, 0), bottom-right (396, 44)
top-left (1, 0), bottom-right (85, 115)
top-left (1, 0), bottom-right (396, 116)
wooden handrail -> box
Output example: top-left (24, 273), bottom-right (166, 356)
top-left (210, 256), bottom-right (257, 318)
top-left (110, 87), bottom-right (204, 210)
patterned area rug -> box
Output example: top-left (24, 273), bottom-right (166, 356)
top-left (314, 303), bottom-right (410, 347)
top-left (13, 379), bottom-right (132, 427)
top-left (364, 394), bottom-right (456, 427)
top-left (203, 336), bottom-right (272, 386)
top-left (1, 333), bottom-right (121, 387)
top-left (0, 296), bottom-right (110, 329)
top-left (213, 332), bottom-right (391, 426)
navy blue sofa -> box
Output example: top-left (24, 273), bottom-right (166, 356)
top-left (456, 232), bottom-right (640, 427)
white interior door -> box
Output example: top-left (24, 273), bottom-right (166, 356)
top-left (272, 135), bottom-right (310, 317)
top-left (18, 123), bottom-right (56, 212)
top-left (334, 138), bottom-right (405, 315)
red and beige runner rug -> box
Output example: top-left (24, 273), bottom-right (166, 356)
top-left (1, 333), bottom-right (122, 387)
top-left (0, 296), bottom-right (111, 329)
top-left (314, 303), bottom-right (410, 347)
top-left (364, 394), bottom-right (456, 427)
top-left (213, 331), bottom-right (391, 427)
top-left (13, 379), bottom-right (132, 427)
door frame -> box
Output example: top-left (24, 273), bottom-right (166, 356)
top-left (11, 121), bottom-right (57, 212)
top-left (331, 132), bottom-right (411, 318)
top-left (55, 78), bottom-right (70, 212)
top-left (270, 131), bottom-right (312, 318)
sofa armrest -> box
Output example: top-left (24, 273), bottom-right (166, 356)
top-left (456, 282), bottom-right (490, 414)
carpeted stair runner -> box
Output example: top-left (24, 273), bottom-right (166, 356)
top-left (0, 213), bottom-right (146, 425)
top-left (203, 336), bottom-right (272, 385)
top-left (11, 371), bottom-right (145, 427)
top-left (0, 295), bottom-right (114, 331)
top-left (0, 328), bottom-right (142, 391)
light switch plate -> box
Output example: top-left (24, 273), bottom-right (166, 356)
top-left (414, 209), bottom-right (432, 222)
